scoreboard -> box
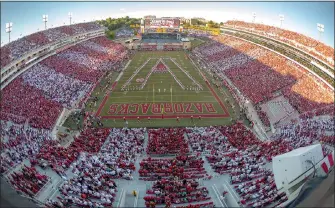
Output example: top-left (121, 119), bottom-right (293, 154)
top-left (144, 18), bottom-right (180, 28)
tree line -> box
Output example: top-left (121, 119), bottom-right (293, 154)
top-left (96, 16), bottom-right (141, 39)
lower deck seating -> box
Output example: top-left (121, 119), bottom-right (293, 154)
top-left (139, 155), bottom-right (207, 181)
top-left (144, 178), bottom-right (211, 207)
top-left (8, 165), bottom-right (49, 197)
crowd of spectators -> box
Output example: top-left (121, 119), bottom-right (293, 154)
top-left (139, 155), bottom-right (207, 181)
top-left (224, 20), bottom-right (334, 65)
top-left (58, 38), bottom-right (128, 72)
top-left (115, 28), bottom-right (134, 38)
top-left (147, 128), bottom-right (189, 155)
top-left (282, 75), bottom-right (334, 113)
top-left (36, 128), bottom-right (110, 174)
top-left (0, 22), bottom-right (104, 68)
top-left (186, 121), bottom-right (334, 207)
top-left (300, 104), bottom-right (334, 119)
top-left (8, 165), bottom-right (49, 197)
top-left (1, 36), bottom-right (129, 131)
top-left (175, 202), bottom-right (214, 208)
top-left (1, 119), bottom-right (333, 207)
top-left (22, 64), bottom-right (92, 108)
top-left (0, 122), bottom-right (52, 174)
top-left (99, 128), bottom-right (145, 177)
top-left (186, 29), bottom-right (213, 37)
top-left (44, 128), bottom-right (145, 207)
top-left (41, 55), bottom-right (104, 83)
top-left (144, 178), bottom-right (211, 207)
top-left (56, 153), bottom-right (118, 207)
top-left (236, 175), bottom-right (288, 207)
top-left (0, 78), bottom-right (62, 129)
top-left (192, 34), bottom-right (334, 114)
top-left (257, 110), bottom-right (271, 127)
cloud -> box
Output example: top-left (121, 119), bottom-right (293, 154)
top-left (120, 8), bottom-right (126, 12)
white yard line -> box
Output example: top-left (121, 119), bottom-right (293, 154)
top-left (121, 58), bottom-right (151, 90)
top-left (139, 59), bottom-right (161, 89)
top-left (170, 58), bottom-right (203, 90)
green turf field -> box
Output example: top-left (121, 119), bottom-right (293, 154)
top-left (91, 50), bottom-right (239, 128)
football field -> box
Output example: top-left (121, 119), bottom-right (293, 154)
top-left (95, 51), bottom-right (237, 127)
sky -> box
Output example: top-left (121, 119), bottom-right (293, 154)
top-left (1, 2), bottom-right (334, 47)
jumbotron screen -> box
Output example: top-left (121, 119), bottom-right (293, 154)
top-left (144, 18), bottom-right (180, 28)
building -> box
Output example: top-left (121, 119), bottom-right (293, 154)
top-left (144, 15), bottom-right (156, 19)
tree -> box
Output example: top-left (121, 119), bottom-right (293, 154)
top-left (105, 30), bottom-right (115, 39)
top-left (220, 22), bottom-right (224, 25)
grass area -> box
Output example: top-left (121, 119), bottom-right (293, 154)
top-left (92, 50), bottom-right (238, 128)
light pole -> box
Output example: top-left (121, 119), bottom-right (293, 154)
top-left (43, 14), bottom-right (48, 30)
top-left (68, 12), bottom-right (73, 25)
top-left (279, 14), bottom-right (284, 28)
top-left (5, 22), bottom-right (13, 43)
top-left (252, 12), bottom-right (256, 23)
top-left (317, 23), bottom-right (324, 42)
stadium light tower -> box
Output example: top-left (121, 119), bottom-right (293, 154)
top-left (68, 12), bottom-right (73, 25)
top-left (279, 14), bottom-right (284, 28)
top-left (252, 12), bottom-right (256, 23)
top-left (5, 22), bottom-right (13, 43)
top-left (43, 14), bottom-right (48, 30)
top-left (317, 23), bottom-right (324, 42)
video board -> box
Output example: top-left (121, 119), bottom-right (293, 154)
top-left (144, 18), bottom-right (180, 28)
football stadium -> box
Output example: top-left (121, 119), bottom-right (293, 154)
top-left (0, 2), bottom-right (334, 208)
